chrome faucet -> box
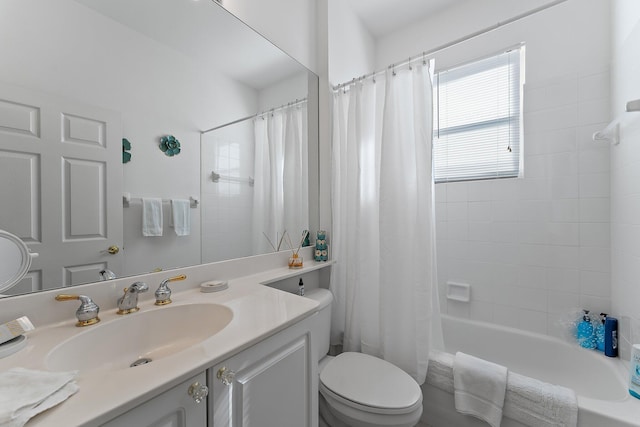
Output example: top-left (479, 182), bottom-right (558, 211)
top-left (99, 269), bottom-right (116, 281)
top-left (117, 281), bottom-right (149, 314)
top-left (155, 274), bottom-right (187, 306)
top-left (55, 294), bottom-right (100, 327)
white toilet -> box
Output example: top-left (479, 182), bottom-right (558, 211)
top-left (306, 288), bottom-right (423, 427)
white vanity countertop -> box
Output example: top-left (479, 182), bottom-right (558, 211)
top-left (0, 262), bottom-right (328, 427)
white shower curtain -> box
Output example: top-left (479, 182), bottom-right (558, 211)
top-left (253, 103), bottom-right (309, 254)
top-left (331, 62), bottom-right (442, 384)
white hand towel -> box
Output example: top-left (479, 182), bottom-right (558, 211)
top-left (453, 352), bottom-right (508, 427)
top-left (170, 199), bottom-right (191, 236)
top-left (0, 368), bottom-right (78, 426)
top-left (4, 382), bottom-right (79, 427)
top-left (142, 197), bottom-right (163, 236)
top-left (503, 371), bottom-right (577, 427)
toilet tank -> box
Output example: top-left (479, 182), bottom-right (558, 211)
top-left (304, 288), bottom-right (333, 360)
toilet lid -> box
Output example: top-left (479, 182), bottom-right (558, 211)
top-left (319, 352), bottom-right (421, 410)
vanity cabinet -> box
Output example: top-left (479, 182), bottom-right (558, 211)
top-left (209, 314), bottom-right (317, 427)
top-left (101, 372), bottom-right (208, 427)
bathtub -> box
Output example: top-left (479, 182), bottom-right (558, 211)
top-left (422, 315), bottom-right (640, 427)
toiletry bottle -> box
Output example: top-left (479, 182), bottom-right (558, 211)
top-left (629, 344), bottom-right (640, 399)
top-left (576, 309), bottom-right (596, 349)
top-left (595, 313), bottom-right (606, 352)
top-left (604, 316), bottom-right (618, 357)
top-left (298, 278), bottom-right (305, 296)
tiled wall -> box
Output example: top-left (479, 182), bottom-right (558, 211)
top-left (436, 69), bottom-right (611, 337)
top-left (611, 0), bottom-right (640, 360)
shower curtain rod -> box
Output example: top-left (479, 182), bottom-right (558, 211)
top-left (332, 0), bottom-right (569, 91)
top-left (201, 98), bottom-right (308, 134)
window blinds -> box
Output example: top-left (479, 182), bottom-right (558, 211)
top-left (433, 47), bottom-right (523, 183)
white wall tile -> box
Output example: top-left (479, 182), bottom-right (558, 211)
top-left (579, 173), bottom-right (610, 198)
top-left (551, 199), bottom-right (580, 222)
top-left (546, 267), bottom-right (580, 293)
top-left (551, 175), bottom-right (580, 199)
top-left (518, 179), bottom-right (549, 201)
top-left (434, 183), bottom-right (447, 203)
top-left (547, 245), bottom-right (580, 269)
top-left (519, 309), bottom-right (548, 334)
top-left (548, 152), bottom-right (578, 177)
top-left (579, 147), bottom-right (610, 174)
top-left (578, 99), bottom-right (610, 126)
top-left (547, 291), bottom-right (581, 314)
top-left (578, 70), bottom-right (610, 102)
top-left (548, 222), bottom-right (580, 246)
top-left (467, 180), bottom-right (493, 201)
top-left (447, 221), bottom-right (469, 241)
top-left (580, 270), bottom-right (611, 297)
top-left (446, 182), bottom-right (468, 202)
top-left (468, 201), bottom-right (492, 221)
top-left (491, 201), bottom-right (519, 222)
top-left (579, 222), bottom-right (610, 247)
top-left (468, 222), bottom-right (493, 242)
top-left (491, 222), bottom-right (519, 243)
top-left (579, 247), bottom-right (611, 272)
top-left (518, 265), bottom-right (547, 289)
top-left (469, 301), bottom-right (494, 323)
top-left (447, 202), bottom-right (468, 222)
top-left (580, 198), bottom-right (610, 222)
top-left (544, 127), bottom-right (578, 154)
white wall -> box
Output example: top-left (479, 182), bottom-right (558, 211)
top-left (0, 0), bottom-right (258, 276)
top-left (327, 0), bottom-right (376, 85)
top-left (611, 0), bottom-right (640, 358)
top-left (377, 0), bottom-right (612, 336)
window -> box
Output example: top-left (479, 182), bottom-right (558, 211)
top-left (433, 46), bottom-right (524, 183)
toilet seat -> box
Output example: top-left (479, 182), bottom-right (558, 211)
top-left (319, 352), bottom-right (422, 415)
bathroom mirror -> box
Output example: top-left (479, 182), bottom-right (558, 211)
top-left (0, 0), bottom-right (318, 296)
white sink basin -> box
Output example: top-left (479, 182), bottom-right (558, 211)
top-left (46, 303), bottom-right (233, 374)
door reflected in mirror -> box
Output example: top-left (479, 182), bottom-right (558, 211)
top-left (0, 0), bottom-right (318, 296)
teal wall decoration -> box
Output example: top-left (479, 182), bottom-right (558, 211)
top-left (160, 135), bottom-right (181, 157)
top-left (122, 138), bottom-right (132, 163)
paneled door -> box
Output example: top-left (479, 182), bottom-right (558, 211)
top-left (0, 82), bottom-right (123, 292)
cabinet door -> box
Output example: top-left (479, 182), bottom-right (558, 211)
top-left (210, 326), bottom-right (314, 427)
top-left (101, 372), bottom-right (207, 427)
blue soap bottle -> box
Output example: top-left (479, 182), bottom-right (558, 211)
top-left (576, 309), bottom-right (595, 349)
top-left (595, 313), bottom-right (606, 352)
top-left (604, 316), bottom-right (618, 357)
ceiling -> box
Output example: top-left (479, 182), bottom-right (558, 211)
top-left (344, 0), bottom-right (468, 38)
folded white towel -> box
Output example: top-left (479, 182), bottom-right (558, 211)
top-left (0, 368), bottom-right (78, 426)
top-left (170, 199), bottom-right (191, 236)
top-left (142, 198), bottom-right (163, 236)
top-left (426, 351), bottom-right (455, 393)
top-left (503, 371), bottom-right (577, 427)
top-left (453, 352), bottom-right (508, 427)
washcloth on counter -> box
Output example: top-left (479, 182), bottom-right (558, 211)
top-left (503, 371), bottom-right (577, 427)
top-left (142, 198), bottom-right (163, 236)
top-left (170, 199), bottom-right (191, 236)
top-left (0, 368), bottom-right (78, 427)
top-left (453, 352), bottom-right (508, 427)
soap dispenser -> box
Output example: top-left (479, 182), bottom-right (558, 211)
top-left (604, 316), bottom-right (618, 357)
top-left (595, 313), bottom-right (606, 352)
top-left (576, 309), bottom-right (595, 349)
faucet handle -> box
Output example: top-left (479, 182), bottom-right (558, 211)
top-left (155, 274), bottom-right (186, 306)
top-left (55, 294), bottom-right (100, 327)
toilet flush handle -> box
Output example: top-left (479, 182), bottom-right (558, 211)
top-left (217, 366), bottom-right (236, 386)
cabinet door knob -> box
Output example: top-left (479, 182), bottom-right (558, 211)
top-left (188, 382), bottom-right (209, 404)
top-left (217, 366), bottom-right (236, 386)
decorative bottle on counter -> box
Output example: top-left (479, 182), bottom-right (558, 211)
top-left (604, 316), bottom-right (618, 357)
top-left (629, 344), bottom-right (640, 400)
top-left (315, 231), bottom-right (328, 262)
top-left (595, 313), bottom-right (606, 352)
top-left (576, 309), bottom-right (595, 349)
